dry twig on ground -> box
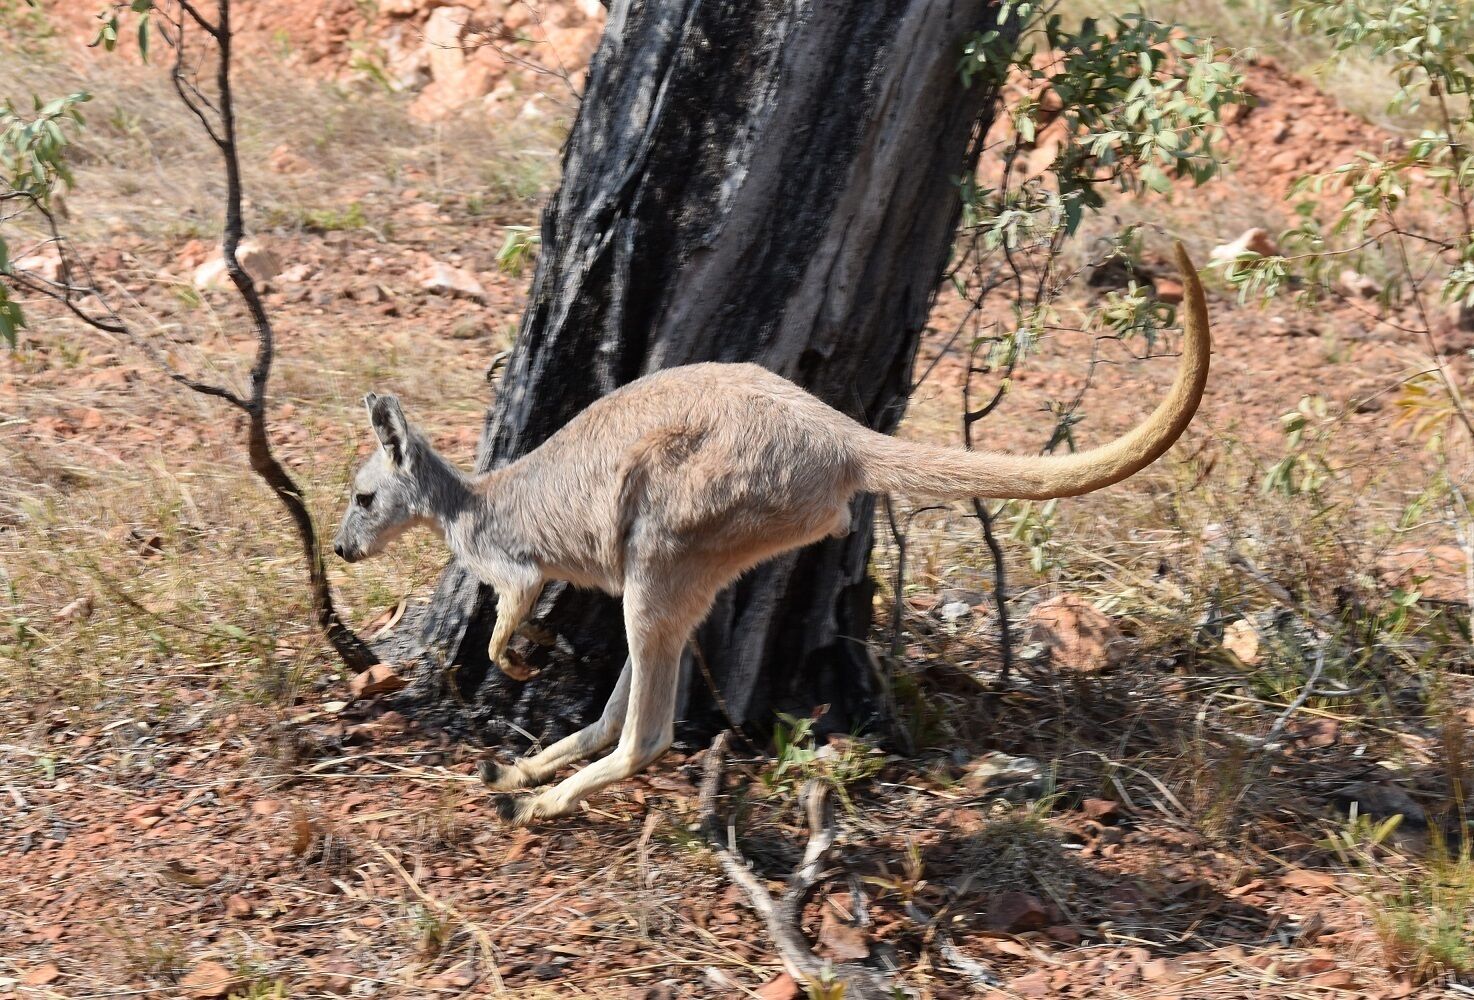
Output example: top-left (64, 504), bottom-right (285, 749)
top-left (697, 731), bottom-right (900, 999)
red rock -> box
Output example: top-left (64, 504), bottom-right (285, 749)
top-left (1008, 970), bottom-right (1052, 998)
top-left (817, 910), bottom-right (869, 960)
top-left (267, 144), bottom-right (314, 174)
top-left (181, 960), bottom-right (238, 999)
top-left (986, 890), bottom-right (1049, 932)
top-left (251, 798), bottom-right (282, 817)
top-left (127, 802), bottom-right (164, 829)
top-left (225, 894), bottom-right (255, 918)
top-left (756, 972), bottom-right (800, 1000)
top-left (1209, 227), bottom-right (1279, 263)
top-left (1082, 797), bottom-right (1122, 823)
top-left (1153, 276), bottom-right (1184, 304)
top-left (1025, 595), bottom-right (1125, 672)
top-left (22, 963), bottom-right (61, 986)
top-left (349, 662), bottom-right (407, 699)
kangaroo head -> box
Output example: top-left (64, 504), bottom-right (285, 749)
top-left (333, 393), bottom-right (434, 563)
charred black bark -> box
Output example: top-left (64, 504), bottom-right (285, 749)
top-left (390, 0), bottom-right (1015, 747)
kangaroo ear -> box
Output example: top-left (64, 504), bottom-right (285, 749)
top-left (366, 393), bottom-right (411, 469)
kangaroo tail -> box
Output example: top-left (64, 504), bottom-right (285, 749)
top-left (858, 241), bottom-right (1210, 501)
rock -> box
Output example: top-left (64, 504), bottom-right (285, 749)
top-left (422, 261), bottom-right (486, 302)
top-left (1025, 594), bottom-right (1126, 672)
top-left (181, 960), bottom-right (238, 999)
top-left (349, 662), bottom-right (407, 699)
top-left (22, 963), bottom-right (61, 986)
top-left (484, 79), bottom-right (518, 107)
top-left (817, 910), bottom-right (869, 961)
top-left (937, 587), bottom-right (987, 607)
top-left (425, 6), bottom-right (473, 83)
top-left (53, 595), bottom-right (94, 622)
top-left (267, 143), bottom-right (314, 174)
top-left (225, 893), bottom-right (255, 918)
top-left (1153, 276), bottom-right (1184, 304)
top-left (447, 315), bottom-right (489, 339)
top-left (1008, 971), bottom-right (1052, 998)
top-left (13, 247), bottom-right (63, 283)
top-left (1267, 149), bottom-right (1302, 174)
top-left (127, 802), bottom-right (164, 829)
top-left (938, 601), bottom-right (972, 622)
top-left (407, 5), bottom-right (497, 119)
top-left (755, 973), bottom-right (800, 1000)
top-left (1337, 268), bottom-right (1380, 298)
top-left (1222, 619), bottom-right (1260, 665)
top-left (961, 751), bottom-right (1044, 799)
top-left (193, 240), bottom-right (281, 290)
top-left (1377, 545), bottom-right (1466, 603)
top-left (987, 891), bottom-right (1049, 932)
top-left (278, 263), bottom-right (314, 283)
top-left (1209, 227), bottom-right (1279, 263)
top-left (1082, 797), bottom-right (1122, 823)
top-left (1335, 781), bottom-right (1426, 826)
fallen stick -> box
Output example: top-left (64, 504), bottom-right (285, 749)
top-left (697, 732), bottom-right (900, 999)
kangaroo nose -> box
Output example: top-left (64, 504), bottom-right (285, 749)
top-left (333, 542), bottom-right (347, 560)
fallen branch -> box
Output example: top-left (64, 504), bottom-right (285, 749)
top-left (698, 732), bottom-right (898, 999)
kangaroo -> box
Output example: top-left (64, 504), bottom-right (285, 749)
top-left (333, 242), bottom-right (1210, 825)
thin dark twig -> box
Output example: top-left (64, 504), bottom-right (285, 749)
top-left (972, 500), bottom-right (1014, 685)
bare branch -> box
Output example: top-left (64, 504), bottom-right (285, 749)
top-left (698, 734), bottom-right (897, 999)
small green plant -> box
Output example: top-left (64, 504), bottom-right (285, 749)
top-left (409, 902), bottom-right (451, 958)
top-left (761, 712), bottom-right (885, 810)
top-left (1002, 498), bottom-right (1059, 574)
top-left (497, 224), bottom-right (541, 275)
top-left (1320, 805), bottom-right (1474, 982)
top-left (861, 837), bottom-right (928, 905)
top-left (271, 202), bottom-right (371, 235)
top-left (1262, 395), bottom-right (1335, 498)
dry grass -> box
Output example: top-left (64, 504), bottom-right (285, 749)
top-left (4, 7), bottom-right (1474, 995)
top-left (0, 26), bottom-right (555, 724)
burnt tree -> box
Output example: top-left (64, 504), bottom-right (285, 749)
top-left (391, 0), bottom-right (1018, 745)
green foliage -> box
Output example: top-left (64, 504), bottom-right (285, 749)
top-left (1262, 394), bottom-right (1334, 497)
top-left (945, 10), bottom-right (1246, 580)
top-left (0, 91), bottom-right (89, 203)
top-left (497, 224), bottom-right (541, 275)
top-left (1003, 498), bottom-right (1059, 574)
top-left (0, 91), bottom-right (90, 344)
top-left (761, 713), bottom-right (886, 810)
top-left (1220, 3), bottom-right (1474, 316)
top-left (1322, 806), bottom-right (1474, 982)
top-left (91, 0), bottom-right (155, 62)
top-left (962, 8), bottom-right (1246, 233)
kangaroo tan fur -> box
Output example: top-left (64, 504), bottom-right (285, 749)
top-left (333, 242), bottom-right (1211, 825)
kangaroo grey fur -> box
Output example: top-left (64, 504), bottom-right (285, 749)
top-left (333, 242), bottom-right (1211, 826)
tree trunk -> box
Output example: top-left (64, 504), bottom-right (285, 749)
top-left (389, 0), bottom-right (1016, 748)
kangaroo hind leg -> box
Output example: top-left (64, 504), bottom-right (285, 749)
top-left (480, 658), bottom-right (632, 790)
top-left (496, 580), bottom-right (697, 824)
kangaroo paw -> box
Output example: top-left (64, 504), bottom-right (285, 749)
top-left (477, 757), bottom-right (533, 792)
top-left (493, 793), bottom-right (537, 827)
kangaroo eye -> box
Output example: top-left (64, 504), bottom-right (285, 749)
top-left (355, 492), bottom-right (376, 509)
